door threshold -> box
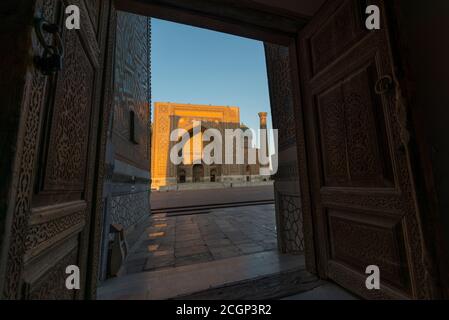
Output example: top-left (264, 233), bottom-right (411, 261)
top-left (173, 266), bottom-right (321, 300)
top-left (98, 251), bottom-right (307, 300)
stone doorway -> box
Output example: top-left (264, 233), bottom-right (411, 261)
top-left (192, 164), bottom-right (204, 183)
top-left (178, 169), bottom-right (186, 183)
top-left (210, 169), bottom-right (217, 182)
top-left (97, 13), bottom-right (298, 299)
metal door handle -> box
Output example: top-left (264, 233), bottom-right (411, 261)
top-left (34, 17), bottom-right (64, 76)
top-left (374, 75), bottom-right (394, 95)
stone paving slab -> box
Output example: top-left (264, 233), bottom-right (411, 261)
top-left (123, 204), bottom-right (277, 274)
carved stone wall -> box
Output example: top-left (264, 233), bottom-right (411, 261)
top-left (264, 43), bottom-right (303, 253)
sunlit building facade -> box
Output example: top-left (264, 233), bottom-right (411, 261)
top-left (151, 102), bottom-right (270, 190)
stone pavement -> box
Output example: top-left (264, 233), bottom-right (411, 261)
top-left (124, 204), bottom-right (277, 274)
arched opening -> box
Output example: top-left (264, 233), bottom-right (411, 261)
top-left (178, 168), bottom-right (186, 183)
top-left (192, 164), bottom-right (204, 183)
top-left (182, 126), bottom-right (208, 165)
top-left (210, 168), bottom-right (216, 182)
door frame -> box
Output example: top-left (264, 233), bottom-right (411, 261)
top-left (108, 0), bottom-right (319, 282)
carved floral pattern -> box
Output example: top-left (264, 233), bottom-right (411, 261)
top-left (329, 214), bottom-right (405, 287)
top-left (317, 69), bottom-right (391, 187)
top-left (44, 26), bottom-right (94, 190)
top-left (25, 211), bottom-right (85, 251)
top-left (26, 249), bottom-right (78, 300)
top-left (3, 0), bottom-right (56, 299)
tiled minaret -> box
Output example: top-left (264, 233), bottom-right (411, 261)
top-left (258, 112), bottom-right (270, 172)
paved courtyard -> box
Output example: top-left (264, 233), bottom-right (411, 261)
top-left (151, 185), bottom-right (274, 210)
top-left (124, 204), bottom-right (277, 274)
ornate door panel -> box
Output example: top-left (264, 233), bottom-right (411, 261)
top-left (297, 0), bottom-right (433, 299)
top-left (1, 0), bottom-right (111, 299)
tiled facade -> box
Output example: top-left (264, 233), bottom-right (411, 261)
top-left (265, 43), bottom-right (304, 254)
top-left (110, 190), bottom-right (150, 230)
top-left (151, 102), bottom-right (268, 190)
top-left (99, 12), bottom-right (151, 280)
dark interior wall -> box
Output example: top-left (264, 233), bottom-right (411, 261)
top-left (252, 0), bottom-right (325, 17)
top-left (0, 0), bottom-right (35, 287)
top-left (396, 0), bottom-right (449, 258)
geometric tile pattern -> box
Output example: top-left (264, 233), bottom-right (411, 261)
top-left (111, 191), bottom-right (150, 230)
top-left (278, 194), bottom-right (304, 253)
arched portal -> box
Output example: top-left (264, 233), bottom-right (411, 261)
top-left (192, 164), bottom-right (204, 183)
top-left (178, 168), bottom-right (186, 183)
top-left (210, 169), bottom-right (216, 182)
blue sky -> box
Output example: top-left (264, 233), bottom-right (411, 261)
top-left (151, 18), bottom-right (273, 133)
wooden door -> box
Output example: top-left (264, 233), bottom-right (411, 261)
top-left (1, 0), bottom-right (112, 299)
top-left (297, 0), bottom-right (434, 299)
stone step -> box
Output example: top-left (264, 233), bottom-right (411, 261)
top-left (151, 199), bottom-right (274, 215)
top-left (172, 266), bottom-right (322, 300)
top-left (97, 251), bottom-right (308, 300)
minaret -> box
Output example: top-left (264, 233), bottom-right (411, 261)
top-left (258, 112), bottom-right (270, 172)
top-left (258, 112), bottom-right (267, 130)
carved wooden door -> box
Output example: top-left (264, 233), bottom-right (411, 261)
top-left (297, 0), bottom-right (433, 299)
top-left (1, 0), bottom-right (111, 299)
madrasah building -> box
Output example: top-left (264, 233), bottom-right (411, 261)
top-left (151, 102), bottom-right (272, 190)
